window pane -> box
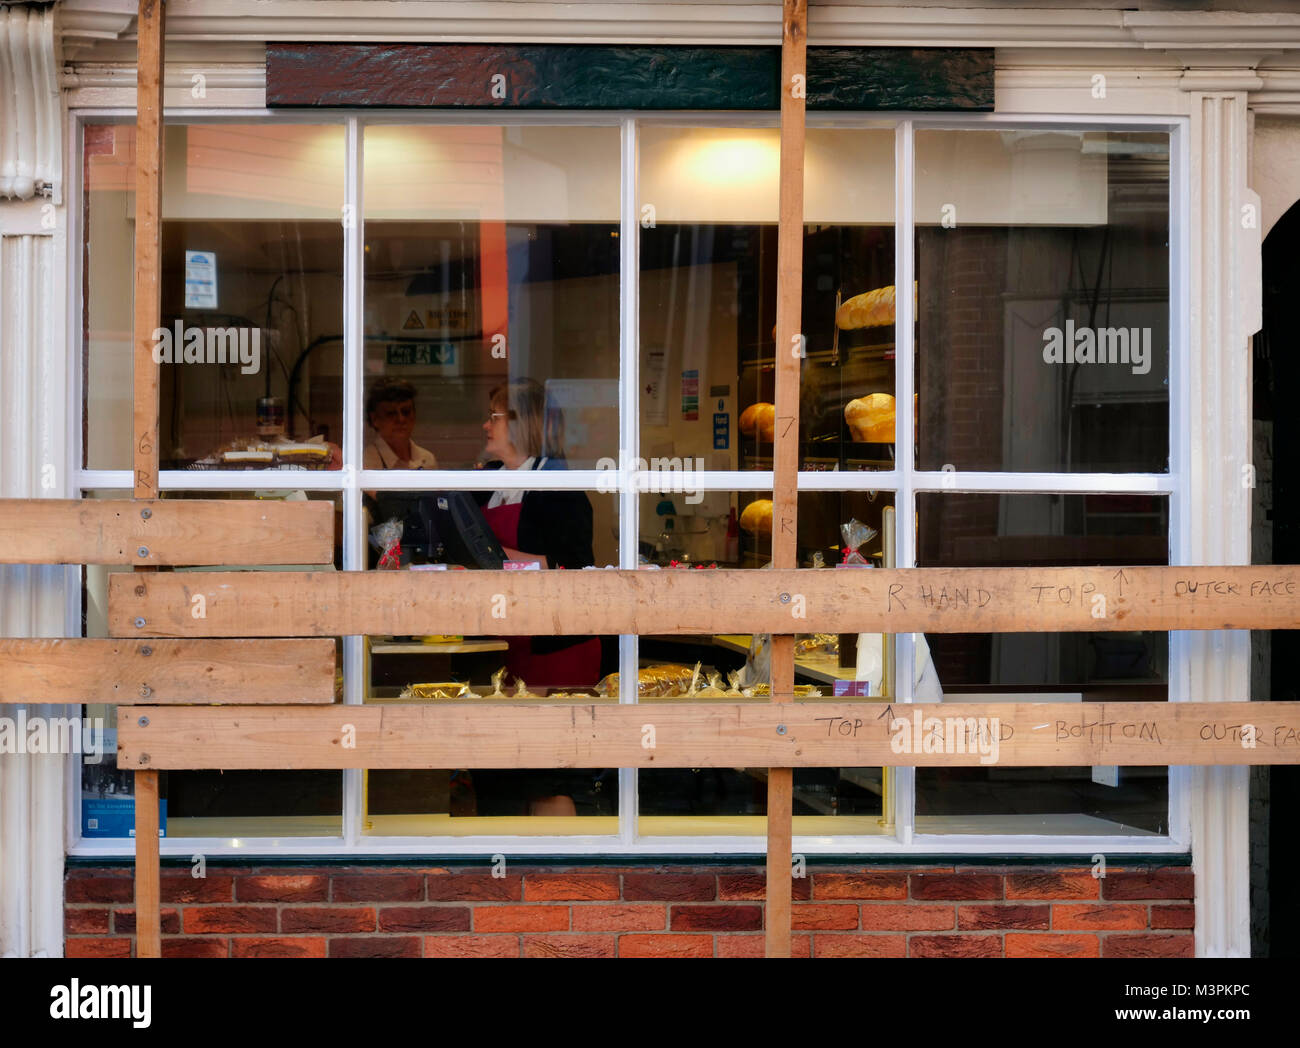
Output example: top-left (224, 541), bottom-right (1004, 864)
top-left (638, 126), bottom-right (896, 473)
top-left (915, 130), bottom-right (1170, 473)
top-left (362, 125), bottom-right (620, 470)
top-left (914, 492), bottom-right (1169, 834)
top-left (80, 490), bottom-right (344, 841)
top-left (638, 490), bottom-right (894, 836)
top-left (362, 488), bottom-right (619, 836)
top-left (84, 123), bottom-right (347, 470)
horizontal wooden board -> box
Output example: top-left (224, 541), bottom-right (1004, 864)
top-left (0, 639), bottom-right (336, 704)
top-left (0, 499), bottom-right (334, 565)
top-left (107, 566), bottom-right (1300, 638)
top-left (115, 701), bottom-right (1300, 769)
top-left (266, 44), bottom-right (993, 111)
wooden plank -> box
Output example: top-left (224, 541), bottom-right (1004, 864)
top-left (0, 499), bottom-right (334, 565)
top-left (107, 565), bottom-right (1300, 638)
top-left (767, 0), bottom-right (807, 961)
top-left (115, 701), bottom-right (1300, 770)
top-left (265, 43), bottom-right (994, 111)
top-left (132, 0), bottom-right (166, 963)
top-left (0, 639), bottom-right (336, 704)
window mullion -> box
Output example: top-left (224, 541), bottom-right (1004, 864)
top-left (619, 116), bottom-right (640, 847)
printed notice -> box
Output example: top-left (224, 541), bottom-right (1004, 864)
top-left (184, 250), bottom-right (217, 309)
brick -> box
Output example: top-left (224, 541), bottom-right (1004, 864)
top-left (572, 905), bottom-right (666, 932)
top-left (332, 874), bottom-right (424, 902)
top-left (282, 907), bottom-right (376, 933)
top-left (65, 937), bottom-right (132, 958)
top-left (911, 873), bottom-right (1002, 901)
top-left (671, 905), bottom-right (762, 932)
top-left (859, 904), bottom-right (954, 931)
top-left (474, 905), bottom-right (569, 933)
top-left (909, 935), bottom-right (1002, 958)
top-left (618, 934), bottom-right (713, 958)
top-left (1006, 933), bottom-right (1100, 958)
top-left (378, 906), bottom-right (471, 933)
top-left (162, 938), bottom-right (230, 958)
top-left (114, 908), bottom-right (181, 934)
top-left (183, 907), bottom-right (278, 935)
top-left (161, 875), bottom-right (235, 904)
top-left (232, 937), bottom-right (328, 958)
top-left (716, 934), bottom-right (812, 958)
top-left (237, 875), bottom-right (329, 903)
top-left (424, 935), bottom-right (519, 958)
top-left (792, 904), bottom-right (860, 931)
top-left (1150, 904), bottom-right (1195, 930)
top-left (1103, 934), bottom-right (1194, 958)
top-left (1006, 872), bottom-right (1100, 900)
top-left (814, 934), bottom-right (908, 958)
top-left (524, 874), bottom-right (620, 901)
top-left (425, 873), bottom-right (522, 902)
top-left (329, 936), bottom-right (421, 958)
top-left (957, 905), bottom-right (1050, 931)
top-left (1052, 904), bottom-right (1147, 931)
top-left (524, 934), bottom-right (617, 958)
top-left (1103, 871), bottom-right (1194, 902)
top-left (65, 876), bottom-right (133, 904)
top-left (718, 874), bottom-right (811, 901)
top-left (65, 908), bottom-right (110, 935)
top-left (813, 873), bottom-right (908, 900)
top-left (623, 874), bottom-right (715, 902)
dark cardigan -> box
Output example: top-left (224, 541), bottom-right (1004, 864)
top-left (477, 459), bottom-right (597, 657)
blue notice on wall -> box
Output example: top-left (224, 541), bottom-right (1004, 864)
top-left (713, 412), bottom-right (729, 450)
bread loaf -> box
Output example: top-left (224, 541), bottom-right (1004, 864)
top-left (739, 402), bottom-right (775, 442)
top-left (845, 393), bottom-right (896, 443)
top-left (835, 282), bottom-right (918, 330)
top-left (739, 498), bottom-right (773, 534)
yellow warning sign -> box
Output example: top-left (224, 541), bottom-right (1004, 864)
top-left (402, 309), bottom-right (424, 330)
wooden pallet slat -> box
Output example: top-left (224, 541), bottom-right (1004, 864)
top-left (114, 701), bottom-right (1300, 770)
top-left (106, 565), bottom-right (1300, 638)
top-left (0, 498), bottom-right (334, 565)
top-left (0, 639), bottom-right (336, 704)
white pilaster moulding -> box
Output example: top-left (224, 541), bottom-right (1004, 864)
top-left (1179, 60), bottom-right (1264, 960)
top-left (618, 116), bottom-right (639, 847)
top-left (0, 128), bottom-right (72, 961)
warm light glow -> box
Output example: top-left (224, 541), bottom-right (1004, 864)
top-left (680, 135), bottom-right (780, 186)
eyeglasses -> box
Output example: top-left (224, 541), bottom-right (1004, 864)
top-left (375, 403), bottom-right (415, 421)
top-left (487, 411), bottom-right (512, 423)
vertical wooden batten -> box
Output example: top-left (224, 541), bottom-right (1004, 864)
top-left (131, 0), bottom-right (165, 962)
top-left (766, 0), bottom-right (807, 960)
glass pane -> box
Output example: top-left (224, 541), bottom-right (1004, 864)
top-left (80, 490), bottom-right (344, 841)
top-left (914, 492), bottom-right (1169, 834)
top-left (915, 130), bottom-right (1170, 473)
top-left (84, 123), bottom-right (347, 470)
top-left (362, 487), bottom-right (619, 836)
top-left (637, 126), bottom-right (896, 472)
top-left (362, 125), bottom-right (620, 470)
top-left (638, 490), bottom-right (894, 836)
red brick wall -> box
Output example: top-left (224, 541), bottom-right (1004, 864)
top-left (63, 863), bottom-right (1194, 958)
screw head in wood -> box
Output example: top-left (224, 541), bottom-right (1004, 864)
top-left (134, 617), bottom-right (146, 628)
top-left (140, 508), bottom-right (151, 519)
top-left (777, 724), bottom-right (787, 735)
top-left (139, 685), bottom-right (152, 698)
top-left (139, 753), bottom-right (150, 764)
top-left (779, 592), bottom-right (791, 604)
top-left (138, 716), bottom-right (149, 727)
top-left (141, 645), bottom-right (153, 656)
top-left (137, 546), bottom-right (149, 557)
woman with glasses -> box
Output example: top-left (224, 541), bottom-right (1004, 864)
top-left (475, 378), bottom-right (604, 817)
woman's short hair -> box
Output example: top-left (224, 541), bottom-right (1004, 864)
top-left (365, 379), bottom-right (418, 425)
top-left (489, 378), bottom-right (565, 461)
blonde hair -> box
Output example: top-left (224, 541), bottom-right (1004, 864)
top-left (490, 379), bottom-right (565, 461)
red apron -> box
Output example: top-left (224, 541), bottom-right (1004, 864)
top-left (482, 500), bottom-right (601, 692)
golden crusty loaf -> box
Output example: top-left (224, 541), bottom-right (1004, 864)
top-left (739, 402), bottom-right (775, 442)
top-left (835, 282), bottom-right (918, 330)
top-left (845, 393), bottom-right (896, 443)
top-left (739, 498), bottom-right (773, 534)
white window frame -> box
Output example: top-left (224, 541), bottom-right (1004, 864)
top-left (67, 108), bottom-right (1191, 859)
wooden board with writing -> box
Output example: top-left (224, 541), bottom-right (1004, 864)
top-left (107, 566), bottom-right (1300, 638)
top-left (115, 701), bottom-right (1300, 770)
